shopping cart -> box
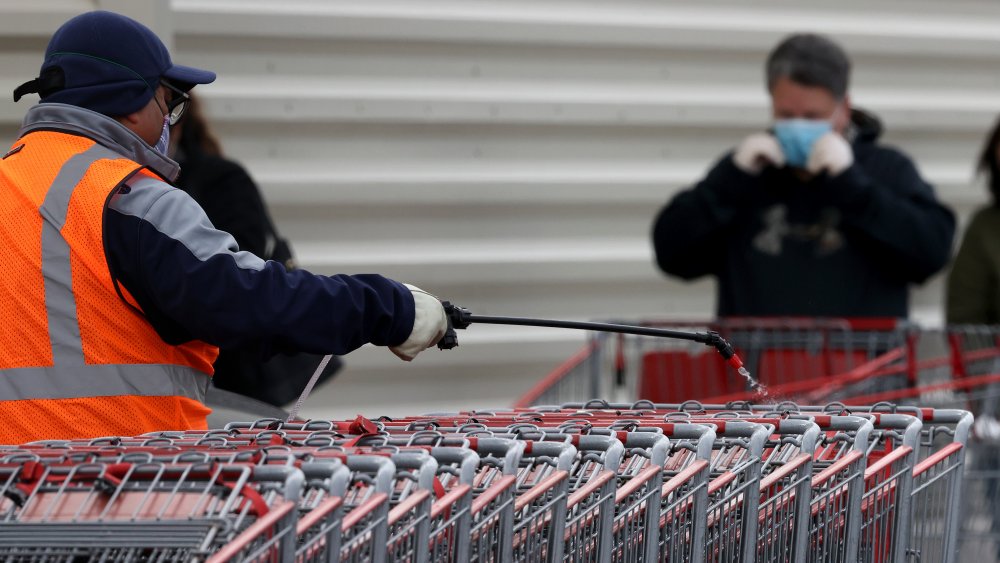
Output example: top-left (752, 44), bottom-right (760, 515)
top-left (0, 461), bottom-right (303, 562)
top-left (516, 317), bottom-right (915, 408)
top-left (903, 407), bottom-right (971, 563)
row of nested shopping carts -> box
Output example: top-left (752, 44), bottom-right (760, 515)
top-left (518, 317), bottom-right (1000, 561)
top-left (0, 398), bottom-right (972, 562)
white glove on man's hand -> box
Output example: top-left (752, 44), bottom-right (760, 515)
top-left (390, 284), bottom-right (448, 362)
top-left (806, 132), bottom-right (853, 177)
top-left (732, 133), bottom-right (786, 175)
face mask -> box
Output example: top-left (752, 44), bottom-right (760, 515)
top-left (772, 119), bottom-right (833, 168)
top-left (153, 114), bottom-right (170, 157)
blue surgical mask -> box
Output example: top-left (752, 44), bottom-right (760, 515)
top-left (153, 114), bottom-right (170, 157)
top-left (772, 119), bottom-right (833, 168)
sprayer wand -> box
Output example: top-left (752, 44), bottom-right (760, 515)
top-left (286, 302), bottom-right (757, 422)
top-left (436, 301), bottom-right (747, 374)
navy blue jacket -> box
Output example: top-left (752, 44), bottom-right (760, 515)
top-left (22, 104), bottom-right (415, 360)
top-left (652, 109), bottom-right (955, 317)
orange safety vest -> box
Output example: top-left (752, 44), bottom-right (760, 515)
top-left (0, 130), bottom-right (218, 444)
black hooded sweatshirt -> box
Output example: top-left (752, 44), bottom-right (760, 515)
top-left (652, 109), bottom-right (955, 317)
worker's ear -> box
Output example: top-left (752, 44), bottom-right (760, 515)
top-left (114, 92), bottom-right (160, 129)
top-left (115, 110), bottom-right (143, 127)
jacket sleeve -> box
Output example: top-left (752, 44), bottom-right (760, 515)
top-left (103, 179), bottom-right (415, 356)
top-left (820, 150), bottom-right (956, 283)
top-left (652, 154), bottom-right (760, 279)
top-left (946, 211), bottom-right (993, 324)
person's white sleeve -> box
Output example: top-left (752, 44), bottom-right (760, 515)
top-left (806, 132), bottom-right (853, 176)
top-left (390, 284), bottom-right (448, 361)
top-left (732, 133), bottom-right (786, 175)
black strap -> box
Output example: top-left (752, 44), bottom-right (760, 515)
top-left (13, 79), bottom-right (40, 102)
top-left (13, 67), bottom-right (65, 102)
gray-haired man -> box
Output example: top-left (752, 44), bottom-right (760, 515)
top-left (652, 33), bottom-right (954, 318)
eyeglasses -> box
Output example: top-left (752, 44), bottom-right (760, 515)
top-left (159, 80), bottom-right (190, 126)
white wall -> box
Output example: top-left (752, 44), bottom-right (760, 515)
top-left (2, 0), bottom-right (1000, 417)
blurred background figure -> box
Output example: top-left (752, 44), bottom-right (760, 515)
top-left (945, 117), bottom-right (1000, 563)
top-left (652, 33), bottom-right (955, 318)
top-left (172, 93), bottom-right (342, 408)
top-left (947, 117), bottom-right (1000, 325)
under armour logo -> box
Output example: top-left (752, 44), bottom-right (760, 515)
top-left (752, 204), bottom-right (844, 256)
top-left (753, 205), bottom-right (789, 256)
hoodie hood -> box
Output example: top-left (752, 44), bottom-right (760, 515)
top-left (849, 107), bottom-right (883, 146)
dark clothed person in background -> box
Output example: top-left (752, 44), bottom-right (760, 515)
top-left (173, 95), bottom-right (341, 407)
top-left (947, 117), bottom-right (1000, 324)
top-left (653, 33), bottom-right (955, 318)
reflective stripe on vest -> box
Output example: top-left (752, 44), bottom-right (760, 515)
top-left (0, 363), bottom-right (207, 402)
top-left (40, 143), bottom-right (117, 366)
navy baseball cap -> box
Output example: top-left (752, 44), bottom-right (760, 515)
top-left (13, 10), bottom-right (215, 116)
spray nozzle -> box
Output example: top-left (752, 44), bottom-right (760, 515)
top-left (701, 330), bottom-right (744, 369)
top-left (701, 331), bottom-right (762, 394)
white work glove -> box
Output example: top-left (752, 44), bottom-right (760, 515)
top-left (806, 132), bottom-right (853, 177)
top-left (732, 133), bottom-right (786, 175)
top-left (390, 284), bottom-right (448, 362)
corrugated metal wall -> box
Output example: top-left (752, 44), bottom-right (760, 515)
top-left (3, 0), bottom-right (1000, 416)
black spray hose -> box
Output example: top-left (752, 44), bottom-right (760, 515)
top-left (436, 301), bottom-right (746, 372)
